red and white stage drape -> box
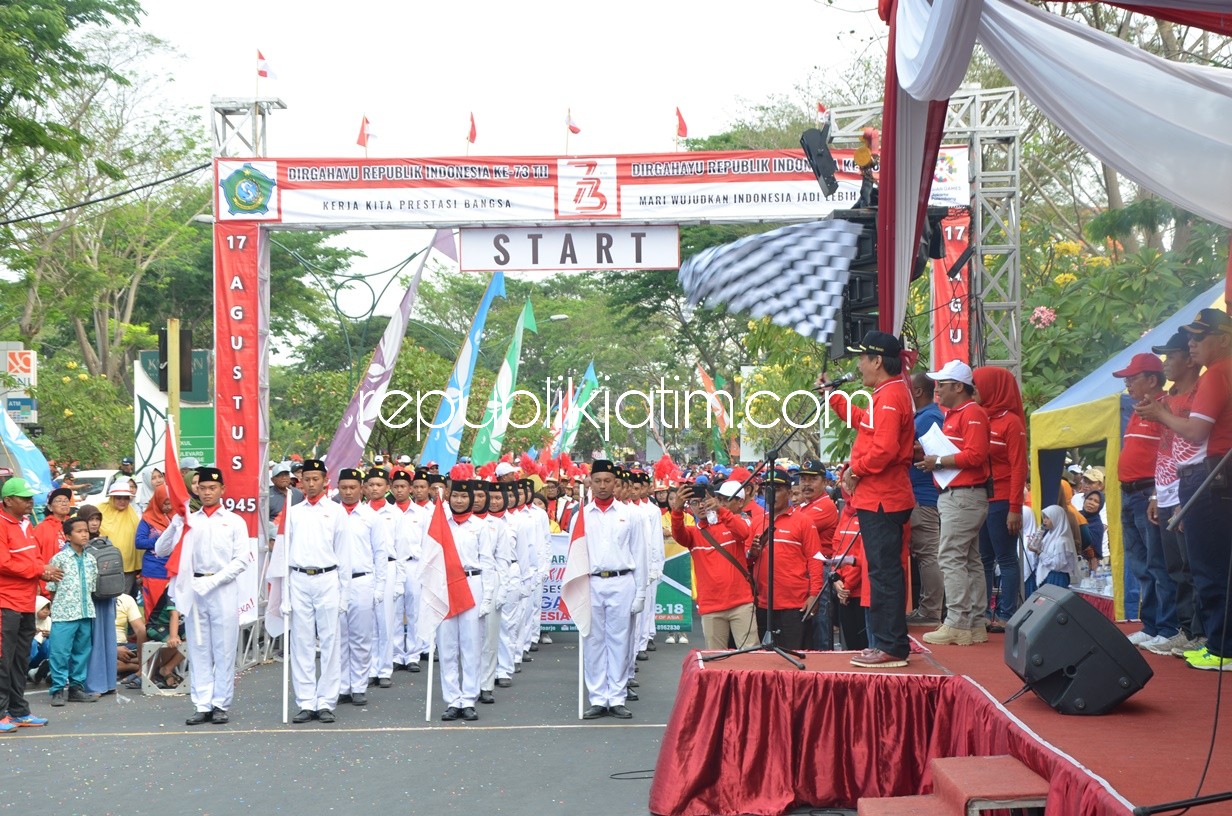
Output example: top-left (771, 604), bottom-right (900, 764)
top-left (877, 0), bottom-right (1232, 335)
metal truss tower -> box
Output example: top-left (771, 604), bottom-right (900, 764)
top-left (210, 96), bottom-right (287, 158)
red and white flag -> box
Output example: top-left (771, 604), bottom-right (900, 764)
top-left (566, 111), bottom-right (581, 134)
top-left (558, 508), bottom-right (591, 636)
top-left (816, 101), bottom-right (826, 115)
top-left (257, 50), bottom-right (277, 79)
top-left (416, 500), bottom-right (477, 642)
top-left (357, 115), bottom-right (374, 148)
top-left (163, 419), bottom-right (193, 578)
top-left (675, 107), bottom-right (688, 139)
top-left (467, 112), bottom-right (477, 144)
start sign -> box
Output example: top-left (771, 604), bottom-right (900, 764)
top-left (459, 226), bottom-right (679, 271)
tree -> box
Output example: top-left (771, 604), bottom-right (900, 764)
top-left (28, 354), bottom-right (132, 468)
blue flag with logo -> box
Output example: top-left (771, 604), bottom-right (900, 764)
top-left (0, 412), bottom-right (53, 502)
top-left (420, 272), bottom-right (506, 470)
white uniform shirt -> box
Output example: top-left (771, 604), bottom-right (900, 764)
top-left (338, 501), bottom-right (390, 581)
top-left (527, 504), bottom-right (552, 579)
top-left (483, 512), bottom-right (518, 599)
top-left (582, 499), bottom-right (649, 603)
top-left (276, 495), bottom-right (352, 602)
top-left (154, 505), bottom-right (248, 615)
top-left (394, 500), bottom-right (430, 562)
top-left (448, 513), bottom-right (497, 608)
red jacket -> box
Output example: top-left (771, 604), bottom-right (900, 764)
top-left (938, 399), bottom-right (991, 490)
top-left (986, 410), bottom-right (1027, 512)
top-left (0, 510), bottom-right (45, 612)
top-left (796, 494), bottom-right (839, 546)
top-left (830, 377), bottom-right (916, 512)
top-left (749, 505), bottom-right (823, 609)
top-left (670, 508), bottom-right (753, 614)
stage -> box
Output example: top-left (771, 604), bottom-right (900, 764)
top-left (649, 623), bottom-right (1232, 816)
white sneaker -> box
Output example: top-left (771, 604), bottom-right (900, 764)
top-left (678, 634), bottom-right (689, 644)
top-left (1137, 634), bottom-right (1168, 651)
top-left (1145, 632), bottom-right (1189, 655)
top-left (1126, 630), bottom-right (1153, 645)
top-left (664, 634), bottom-right (676, 644)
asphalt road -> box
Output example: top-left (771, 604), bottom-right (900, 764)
top-left (3, 629), bottom-right (697, 816)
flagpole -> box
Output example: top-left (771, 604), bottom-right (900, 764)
top-left (281, 495), bottom-right (292, 725)
top-left (577, 626), bottom-right (584, 720)
top-left (565, 106), bottom-right (571, 156)
top-left (424, 640), bottom-right (435, 722)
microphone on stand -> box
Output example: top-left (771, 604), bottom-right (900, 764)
top-left (814, 371), bottom-right (858, 392)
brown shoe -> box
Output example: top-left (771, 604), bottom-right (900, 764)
top-left (922, 624), bottom-right (974, 646)
top-left (850, 649), bottom-right (909, 669)
top-left (970, 625), bottom-right (989, 644)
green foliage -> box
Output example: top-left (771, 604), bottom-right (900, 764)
top-left (28, 355), bottom-right (132, 467)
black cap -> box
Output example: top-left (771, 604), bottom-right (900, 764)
top-left (798, 458), bottom-right (825, 476)
top-left (389, 469), bottom-right (412, 484)
top-left (591, 459), bottom-right (617, 475)
top-left (1182, 307), bottom-right (1232, 337)
top-left (196, 466), bottom-right (224, 485)
top-left (300, 459), bottom-right (327, 474)
top-left (450, 478), bottom-right (475, 493)
top-left (412, 468), bottom-right (430, 483)
top-left (338, 468), bottom-right (365, 484)
top-left (48, 487), bottom-right (73, 503)
top-left (121, 457), bottom-right (134, 465)
top-left (290, 461), bottom-right (304, 473)
top-left (763, 468), bottom-right (791, 486)
top-left (1151, 330), bottom-right (1192, 355)
top-left (848, 330), bottom-right (902, 358)
top-left (364, 467), bottom-right (388, 482)
top-left (427, 473), bottom-right (446, 486)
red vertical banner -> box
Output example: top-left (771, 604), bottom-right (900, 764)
top-left (930, 207), bottom-right (972, 368)
top-left (214, 222), bottom-right (268, 539)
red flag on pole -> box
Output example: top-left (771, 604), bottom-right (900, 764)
top-left (566, 111), bottom-right (581, 134)
top-left (675, 107), bottom-right (688, 139)
top-left (558, 508), bottom-right (591, 636)
top-left (357, 115), bottom-right (374, 148)
top-left (416, 501), bottom-right (477, 642)
top-left (163, 420), bottom-right (193, 577)
top-left (817, 101), bottom-right (826, 115)
top-left (467, 112), bottom-right (477, 144)
top-left (257, 50), bottom-right (276, 79)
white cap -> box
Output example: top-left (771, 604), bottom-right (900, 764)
top-left (108, 482), bottom-right (134, 497)
top-left (494, 462), bottom-right (517, 477)
top-left (718, 480), bottom-right (744, 499)
top-left (926, 360), bottom-right (975, 387)
top-left (398, 454), bottom-right (412, 465)
top-left (179, 456), bottom-right (200, 470)
top-left (272, 461), bottom-right (293, 477)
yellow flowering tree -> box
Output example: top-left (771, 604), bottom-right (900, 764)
top-left (29, 356), bottom-right (133, 467)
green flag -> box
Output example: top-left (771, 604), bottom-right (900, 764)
top-left (559, 361), bottom-right (599, 454)
top-left (471, 301), bottom-right (537, 465)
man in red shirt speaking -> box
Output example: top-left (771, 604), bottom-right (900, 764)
top-left (819, 331), bottom-right (916, 668)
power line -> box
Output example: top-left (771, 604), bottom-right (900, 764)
top-left (0, 161), bottom-right (212, 227)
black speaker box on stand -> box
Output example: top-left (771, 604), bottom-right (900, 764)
top-left (1004, 584), bottom-right (1153, 715)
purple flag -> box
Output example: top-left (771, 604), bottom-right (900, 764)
top-left (323, 230), bottom-right (454, 480)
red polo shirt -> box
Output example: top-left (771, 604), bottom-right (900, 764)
top-left (749, 506), bottom-right (823, 610)
top-left (1190, 355), bottom-right (1232, 459)
top-left (1119, 394), bottom-right (1164, 482)
top-left (0, 510), bottom-right (44, 612)
top-left (796, 494), bottom-right (839, 547)
top-left (670, 508), bottom-right (753, 614)
top-left (829, 377), bottom-right (915, 512)
top-left (938, 399), bottom-right (991, 490)
top-left (987, 410), bottom-right (1027, 512)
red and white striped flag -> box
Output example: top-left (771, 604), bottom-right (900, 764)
top-left (467, 112), bottom-right (477, 144)
top-left (566, 110), bottom-right (581, 134)
top-left (558, 507), bottom-right (591, 636)
top-left (163, 419), bottom-right (192, 578)
top-left (675, 107), bottom-right (688, 139)
top-left (257, 50), bottom-right (277, 79)
top-left (416, 500), bottom-right (477, 642)
top-left (357, 115), bottom-right (374, 147)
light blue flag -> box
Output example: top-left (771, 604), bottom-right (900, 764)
top-left (0, 412), bottom-right (54, 502)
top-left (420, 272), bottom-right (507, 470)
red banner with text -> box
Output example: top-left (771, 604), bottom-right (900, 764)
top-left (930, 208), bottom-right (972, 368)
top-left (214, 222), bottom-right (268, 539)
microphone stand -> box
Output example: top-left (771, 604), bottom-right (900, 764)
top-left (703, 382), bottom-right (844, 669)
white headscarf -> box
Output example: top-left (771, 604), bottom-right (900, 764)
top-left (135, 466), bottom-right (162, 513)
top-left (1035, 504), bottom-right (1076, 585)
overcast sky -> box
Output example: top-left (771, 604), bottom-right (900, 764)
top-left (137, 0), bottom-right (888, 327)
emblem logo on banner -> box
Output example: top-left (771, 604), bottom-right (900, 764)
top-left (218, 161), bottom-right (279, 218)
top-left (557, 158), bottom-right (618, 218)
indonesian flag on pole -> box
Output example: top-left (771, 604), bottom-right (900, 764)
top-left (416, 500), bottom-right (476, 643)
top-left (163, 417), bottom-right (193, 578)
top-left (467, 112), bottom-right (477, 144)
top-left (257, 50), bottom-right (277, 79)
top-left (566, 110), bottom-right (581, 134)
top-left (676, 107), bottom-right (688, 139)
top-left (558, 508), bottom-right (591, 636)
top-left (357, 115), bottom-right (374, 147)
top-left (817, 101), bottom-right (826, 115)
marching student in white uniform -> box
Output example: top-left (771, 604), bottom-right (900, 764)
top-left (478, 481), bottom-right (517, 703)
top-left (155, 466), bottom-right (248, 726)
top-left (505, 483), bottom-right (539, 674)
top-left (581, 461), bottom-right (648, 720)
top-left (393, 469), bottom-right (433, 671)
top-left (335, 468), bottom-right (390, 707)
top-left (523, 478), bottom-right (552, 653)
top-left (438, 477), bottom-right (496, 722)
top-left (364, 467), bottom-right (404, 683)
top-left (634, 473), bottom-right (665, 658)
top-left (273, 459), bottom-right (351, 724)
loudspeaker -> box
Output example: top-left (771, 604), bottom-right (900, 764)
top-left (1004, 585), bottom-right (1153, 715)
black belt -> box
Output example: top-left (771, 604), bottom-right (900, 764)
top-left (510, 559), bottom-right (518, 564)
top-left (352, 571), bottom-right (369, 578)
top-left (940, 485), bottom-right (987, 494)
top-left (387, 557), bottom-right (397, 562)
top-left (193, 572), bottom-right (215, 578)
top-left (592, 569), bottom-right (632, 578)
top-left (1120, 478), bottom-right (1155, 494)
top-left (464, 569), bottom-right (482, 577)
top-left (405, 556), bottom-right (418, 562)
top-left (291, 565), bottom-right (338, 575)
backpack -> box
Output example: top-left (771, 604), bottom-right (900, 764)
top-left (88, 537), bottom-right (125, 601)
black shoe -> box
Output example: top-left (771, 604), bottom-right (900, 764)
top-left (539, 634), bottom-right (553, 644)
top-left (420, 653), bottom-right (430, 661)
top-left (625, 688), bottom-right (639, 701)
top-left (582, 705), bottom-right (607, 719)
top-left (636, 650), bottom-right (649, 661)
top-left (317, 709), bottom-right (336, 723)
top-left (627, 679), bottom-right (639, 688)
top-left (495, 677), bottom-right (512, 688)
top-left (378, 677), bottom-right (393, 688)
top-left (609, 704), bottom-right (633, 719)
top-left (407, 662), bottom-right (421, 673)
top-left (67, 686), bottom-right (99, 703)
top-left (210, 708), bottom-right (229, 725)
top-left (337, 693), bottom-right (352, 704)
top-left (646, 640), bottom-right (657, 652)
top-left (522, 652), bottom-right (533, 662)
top-left (351, 693), bottom-right (367, 706)
top-left (528, 642), bottom-right (539, 652)
top-left (292, 709), bottom-right (317, 724)
top-left (478, 690), bottom-right (495, 704)
top-left (460, 706), bottom-right (478, 721)
top-left (369, 677), bottom-right (379, 686)
top-left (440, 706), bottom-right (461, 721)
top-left (392, 662), bottom-right (406, 672)
top-left (186, 711), bottom-right (211, 726)
top-left (514, 663), bottom-right (522, 673)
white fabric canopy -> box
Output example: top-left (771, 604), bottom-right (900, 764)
top-left (896, 0), bottom-right (982, 101)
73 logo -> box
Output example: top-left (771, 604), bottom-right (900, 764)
top-left (556, 158), bottom-right (619, 218)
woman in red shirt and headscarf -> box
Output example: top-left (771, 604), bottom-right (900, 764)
top-left (135, 485), bottom-right (175, 612)
top-left (972, 366), bottom-right (1028, 630)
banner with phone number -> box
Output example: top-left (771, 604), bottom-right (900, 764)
top-left (540, 532), bottom-right (694, 633)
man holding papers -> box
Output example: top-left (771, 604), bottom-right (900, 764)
top-left (918, 361), bottom-right (992, 647)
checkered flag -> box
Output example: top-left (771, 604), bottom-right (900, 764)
top-left (678, 219), bottom-right (862, 344)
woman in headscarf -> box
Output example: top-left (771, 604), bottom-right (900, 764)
top-left (135, 484), bottom-right (174, 612)
top-left (1025, 505), bottom-right (1078, 597)
top-left (134, 467), bottom-right (164, 513)
top-left (972, 366), bottom-right (1028, 631)
top-left (75, 505), bottom-right (118, 695)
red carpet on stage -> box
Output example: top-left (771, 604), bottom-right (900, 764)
top-left (649, 631), bottom-right (1232, 816)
